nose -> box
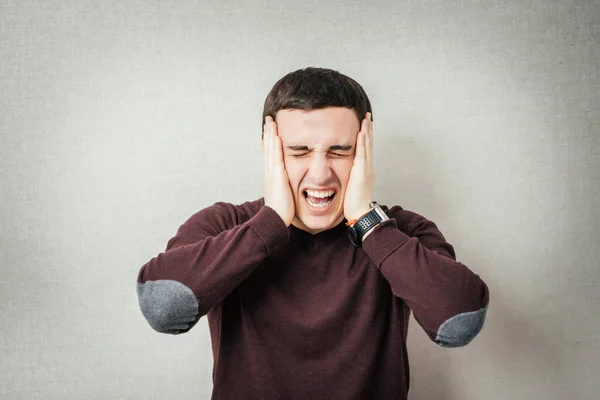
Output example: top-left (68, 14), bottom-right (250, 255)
top-left (307, 152), bottom-right (334, 184)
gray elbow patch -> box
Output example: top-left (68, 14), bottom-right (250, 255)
top-left (137, 280), bottom-right (199, 334)
top-left (436, 307), bottom-right (487, 347)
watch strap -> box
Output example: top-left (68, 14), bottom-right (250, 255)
top-left (353, 210), bottom-right (383, 238)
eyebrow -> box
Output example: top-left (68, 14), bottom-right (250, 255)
top-left (286, 145), bottom-right (353, 152)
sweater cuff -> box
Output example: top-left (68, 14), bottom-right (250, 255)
top-left (362, 219), bottom-right (412, 267)
top-left (247, 206), bottom-right (290, 254)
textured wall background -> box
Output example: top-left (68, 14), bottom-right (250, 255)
top-left (1, 0), bottom-right (599, 399)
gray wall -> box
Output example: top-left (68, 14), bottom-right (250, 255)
top-left (1, 0), bottom-right (598, 398)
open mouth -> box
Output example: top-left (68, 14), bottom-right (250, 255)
top-left (303, 189), bottom-right (336, 209)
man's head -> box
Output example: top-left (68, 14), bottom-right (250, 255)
top-left (262, 67), bottom-right (372, 234)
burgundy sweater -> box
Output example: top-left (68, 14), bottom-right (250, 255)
top-left (136, 198), bottom-right (489, 399)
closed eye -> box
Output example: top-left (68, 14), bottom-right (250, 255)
top-left (291, 153), bottom-right (310, 158)
top-left (291, 152), bottom-right (350, 158)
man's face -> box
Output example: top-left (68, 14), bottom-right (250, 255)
top-left (275, 107), bottom-right (360, 234)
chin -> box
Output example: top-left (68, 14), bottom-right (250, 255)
top-left (294, 191), bottom-right (344, 233)
top-left (298, 214), bottom-right (340, 232)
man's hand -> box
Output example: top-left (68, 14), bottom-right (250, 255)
top-left (263, 116), bottom-right (295, 226)
top-left (343, 112), bottom-right (374, 222)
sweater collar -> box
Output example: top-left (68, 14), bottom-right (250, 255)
top-left (288, 218), bottom-right (348, 244)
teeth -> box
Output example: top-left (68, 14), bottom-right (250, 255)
top-left (305, 189), bottom-right (335, 198)
top-left (306, 196), bottom-right (333, 208)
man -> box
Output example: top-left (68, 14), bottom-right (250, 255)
top-left (136, 67), bottom-right (489, 399)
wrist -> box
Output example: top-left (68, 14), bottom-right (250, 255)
top-left (346, 201), bottom-right (389, 247)
top-left (264, 204), bottom-right (293, 227)
top-left (361, 223), bottom-right (379, 241)
top-left (347, 205), bottom-right (372, 223)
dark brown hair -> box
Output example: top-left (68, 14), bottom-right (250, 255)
top-left (262, 67), bottom-right (372, 136)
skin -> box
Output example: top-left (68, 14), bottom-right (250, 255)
top-left (262, 107), bottom-right (375, 236)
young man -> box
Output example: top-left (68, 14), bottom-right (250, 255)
top-left (136, 67), bottom-right (489, 399)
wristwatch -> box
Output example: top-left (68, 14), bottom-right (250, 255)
top-left (347, 201), bottom-right (389, 247)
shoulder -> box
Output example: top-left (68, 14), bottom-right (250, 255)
top-left (166, 198), bottom-right (264, 249)
top-left (185, 197), bottom-right (264, 229)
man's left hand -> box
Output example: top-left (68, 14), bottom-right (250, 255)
top-left (343, 112), bottom-right (374, 222)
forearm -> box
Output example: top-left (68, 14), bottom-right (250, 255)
top-left (137, 206), bottom-right (289, 333)
top-left (363, 219), bottom-right (489, 347)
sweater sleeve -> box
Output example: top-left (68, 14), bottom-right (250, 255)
top-left (362, 207), bottom-right (489, 347)
top-left (136, 202), bottom-right (289, 335)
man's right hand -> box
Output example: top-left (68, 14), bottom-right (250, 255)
top-left (263, 116), bottom-right (295, 226)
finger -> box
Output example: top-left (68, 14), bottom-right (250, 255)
top-left (263, 117), bottom-right (271, 143)
top-left (268, 120), bottom-right (276, 169)
top-left (273, 134), bottom-right (285, 169)
top-left (263, 116), bottom-right (271, 139)
top-left (267, 119), bottom-right (284, 170)
top-left (263, 117), bottom-right (272, 170)
top-left (355, 124), bottom-right (366, 163)
top-left (269, 118), bottom-right (284, 168)
top-left (270, 117), bottom-right (279, 136)
top-left (365, 112), bottom-right (373, 163)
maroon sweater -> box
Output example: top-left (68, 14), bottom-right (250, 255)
top-left (136, 198), bottom-right (489, 399)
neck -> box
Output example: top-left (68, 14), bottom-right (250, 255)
top-left (291, 214), bottom-right (345, 235)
